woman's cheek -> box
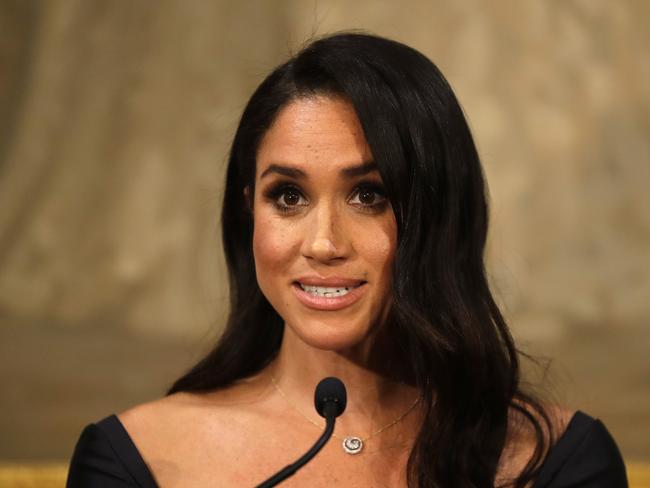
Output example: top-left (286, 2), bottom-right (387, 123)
top-left (253, 216), bottom-right (296, 277)
top-left (360, 219), bottom-right (396, 269)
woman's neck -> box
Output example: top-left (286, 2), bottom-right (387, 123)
top-left (266, 324), bottom-right (423, 445)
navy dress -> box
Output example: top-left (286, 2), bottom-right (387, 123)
top-left (66, 410), bottom-right (628, 487)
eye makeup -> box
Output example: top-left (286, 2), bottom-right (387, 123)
top-left (261, 179), bottom-right (389, 214)
top-left (263, 182), bottom-right (307, 213)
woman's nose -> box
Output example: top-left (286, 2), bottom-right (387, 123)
top-left (300, 203), bottom-right (349, 262)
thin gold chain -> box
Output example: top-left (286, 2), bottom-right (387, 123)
top-left (270, 374), bottom-right (421, 442)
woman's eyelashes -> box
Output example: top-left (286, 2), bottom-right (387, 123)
top-left (349, 184), bottom-right (387, 209)
top-left (265, 183), bottom-right (307, 212)
top-left (262, 181), bottom-right (388, 214)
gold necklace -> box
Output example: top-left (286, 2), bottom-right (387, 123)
top-left (270, 374), bottom-right (421, 455)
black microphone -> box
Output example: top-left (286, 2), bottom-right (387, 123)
top-left (256, 377), bottom-right (347, 487)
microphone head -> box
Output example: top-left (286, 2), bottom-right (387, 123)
top-left (314, 377), bottom-right (347, 418)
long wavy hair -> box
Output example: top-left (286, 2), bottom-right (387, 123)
top-left (169, 32), bottom-right (554, 487)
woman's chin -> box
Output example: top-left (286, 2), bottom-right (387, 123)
top-left (286, 319), bottom-right (371, 352)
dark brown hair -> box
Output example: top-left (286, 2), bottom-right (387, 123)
top-left (169, 32), bottom-right (554, 487)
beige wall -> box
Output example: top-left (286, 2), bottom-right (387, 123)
top-left (0, 0), bottom-right (648, 460)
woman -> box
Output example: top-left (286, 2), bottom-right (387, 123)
top-left (67, 33), bottom-right (627, 487)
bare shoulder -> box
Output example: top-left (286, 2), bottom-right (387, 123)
top-left (547, 404), bottom-right (577, 437)
top-left (117, 374), bottom-right (274, 456)
top-left (508, 401), bottom-right (576, 442)
top-left (118, 391), bottom-right (204, 436)
top-left (116, 377), bottom-right (276, 485)
top-left (496, 402), bottom-right (576, 486)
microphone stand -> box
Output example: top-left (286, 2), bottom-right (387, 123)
top-left (255, 404), bottom-right (337, 488)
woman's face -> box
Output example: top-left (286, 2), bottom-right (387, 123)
top-left (251, 95), bottom-right (397, 351)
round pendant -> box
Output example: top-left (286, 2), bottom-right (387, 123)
top-left (342, 436), bottom-right (364, 455)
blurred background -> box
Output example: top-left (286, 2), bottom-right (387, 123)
top-left (0, 0), bottom-right (648, 470)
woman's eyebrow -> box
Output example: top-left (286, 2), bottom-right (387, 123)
top-left (340, 160), bottom-right (377, 177)
top-left (260, 164), bottom-right (306, 180)
top-left (260, 161), bottom-right (377, 180)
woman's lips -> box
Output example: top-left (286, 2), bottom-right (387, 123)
top-left (291, 282), bottom-right (367, 311)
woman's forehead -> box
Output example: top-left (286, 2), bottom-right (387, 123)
top-left (256, 96), bottom-right (373, 178)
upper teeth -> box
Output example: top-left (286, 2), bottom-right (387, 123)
top-left (300, 284), bottom-right (359, 297)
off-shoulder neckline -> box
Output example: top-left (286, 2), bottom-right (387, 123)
top-left (97, 410), bottom-right (593, 487)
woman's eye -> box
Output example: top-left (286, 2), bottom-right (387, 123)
top-left (278, 188), bottom-right (304, 206)
top-left (262, 183), bottom-right (308, 213)
top-left (350, 186), bottom-right (387, 207)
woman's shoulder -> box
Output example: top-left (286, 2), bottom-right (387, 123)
top-left (112, 379), bottom-right (276, 485)
top-left (499, 403), bottom-right (627, 487)
top-left (118, 375), bottom-right (273, 439)
top-left (117, 391), bottom-right (207, 437)
top-left (497, 403), bottom-right (575, 485)
top-left (534, 410), bottom-right (628, 487)
top-left (67, 390), bottom-right (248, 488)
top-left (66, 406), bottom-right (170, 487)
